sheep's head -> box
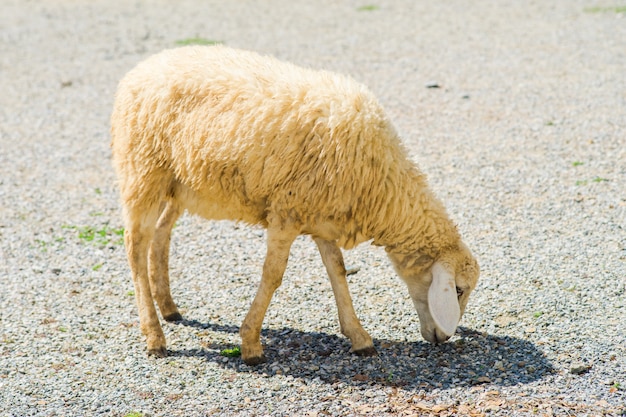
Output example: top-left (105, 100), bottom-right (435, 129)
top-left (387, 241), bottom-right (479, 343)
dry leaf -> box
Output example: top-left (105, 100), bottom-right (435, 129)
top-left (432, 403), bottom-right (451, 412)
top-left (414, 401), bottom-right (432, 411)
top-left (474, 376), bottom-right (491, 384)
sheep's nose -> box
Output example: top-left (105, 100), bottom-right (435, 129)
top-left (435, 330), bottom-right (452, 344)
top-left (422, 328), bottom-right (452, 344)
top-left (430, 328), bottom-right (452, 344)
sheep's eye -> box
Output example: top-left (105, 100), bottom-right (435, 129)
top-left (456, 287), bottom-right (464, 297)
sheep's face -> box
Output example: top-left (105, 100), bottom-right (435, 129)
top-left (388, 242), bottom-right (479, 344)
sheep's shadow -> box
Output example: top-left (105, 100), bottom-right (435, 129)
top-left (169, 319), bottom-right (554, 390)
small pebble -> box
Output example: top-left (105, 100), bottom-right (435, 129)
top-left (570, 363), bottom-right (592, 375)
top-left (345, 265), bottom-right (360, 276)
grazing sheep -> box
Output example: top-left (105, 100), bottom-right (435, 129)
top-left (111, 45), bottom-right (479, 365)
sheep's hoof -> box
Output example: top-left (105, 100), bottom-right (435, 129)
top-left (147, 346), bottom-right (168, 358)
top-left (353, 346), bottom-right (378, 357)
top-left (163, 312), bottom-right (183, 322)
top-left (242, 354), bottom-right (267, 366)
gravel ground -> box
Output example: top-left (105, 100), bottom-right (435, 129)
top-left (1, 0), bottom-right (625, 416)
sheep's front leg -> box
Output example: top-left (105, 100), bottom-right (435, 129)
top-left (314, 238), bottom-right (376, 356)
top-left (149, 200), bottom-right (183, 322)
top-left (240, 228), bottom-right (296, 365)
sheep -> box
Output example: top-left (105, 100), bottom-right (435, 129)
top-left (110, 45), bottom-right (480, 365)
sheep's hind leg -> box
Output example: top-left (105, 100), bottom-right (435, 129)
top-left (149, 200), bottom-right (183, 322)
top-left (240, 227), bottom-right (297, 365)
top-left (314, 237), bottom-right (376, 356)
top-left (125, 204), bottom-right (168, 357)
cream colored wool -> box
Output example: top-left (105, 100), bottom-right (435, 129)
top-left (111, 46), bottom-right (479, 364)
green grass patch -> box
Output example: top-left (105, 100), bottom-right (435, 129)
top-left (533, 311), bottom-right (544, 318)
top-left (124, 412), bottom-right (143, 417)
top-left (92, 263), bottom-right (103, 271)
top-left (35, 239), bottom-right (49, 251)
top-left (576, 177), bottom-right (609, 185)
top-left (220, 346), bottom-right (241, 357)
top-left (572, 161), bottom-right (584, 167)
top-left (357, 5), bottom-right (379, 11)
top-left (176, 38), bottom-right (223, 46)
top-left (584, 6), bottom-right (626, 13)
top-left (66, 224), bottom-right (124, 246)
top-left (35, 234), bottom-right (67, 251)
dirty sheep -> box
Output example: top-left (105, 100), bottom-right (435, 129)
top-left (110, 46), bottom-right (479, 365)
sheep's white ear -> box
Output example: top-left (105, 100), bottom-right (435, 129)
top-left (428, 262), bottom-right (461, 337)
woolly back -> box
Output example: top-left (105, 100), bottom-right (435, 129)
top-left (113, 46), bottom-right (455, 250)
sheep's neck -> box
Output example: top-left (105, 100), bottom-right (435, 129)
top-left (369, 168), bottom-right (460, 258)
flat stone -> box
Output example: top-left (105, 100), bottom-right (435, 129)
top-left (570, 363), bottom-right (592, 375)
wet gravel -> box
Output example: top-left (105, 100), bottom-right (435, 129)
top-left (1, 0), bottom-right (624, 416)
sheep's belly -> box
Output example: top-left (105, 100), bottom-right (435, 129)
top-left (176, 182), bottom-right (267, 226)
